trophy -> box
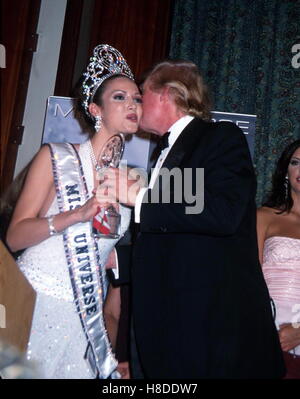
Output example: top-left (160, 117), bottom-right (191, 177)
top-left (92, 134), bottom-right (125, 239)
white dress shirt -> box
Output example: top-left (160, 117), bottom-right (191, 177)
top-left (134, 115), bottom-right (194, 222)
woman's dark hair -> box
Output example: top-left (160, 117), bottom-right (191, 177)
top-left (73, 74), bottom-right (131, 137)
top-left (263, 139), bottom-right (300, 213)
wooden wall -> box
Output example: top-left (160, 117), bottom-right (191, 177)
top-left (1, 0), bottom-right (172, 191)
top-left (1, 0), bottom-right (41, 192)
top-left (55, 0), bottom-right (172, 95)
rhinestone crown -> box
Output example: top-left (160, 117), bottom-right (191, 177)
top-left (82, 44), bottom-right (134, 116)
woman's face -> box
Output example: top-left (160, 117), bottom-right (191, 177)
top-left (287, 147), bottom-right (300, 193)
top-left (95, 76), bottom-right (142, 135)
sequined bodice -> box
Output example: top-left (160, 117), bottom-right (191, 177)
top-left (262, 236), bottom-right (300, 304)
top-left (18, 141), bottom-right (131, 302)
top-left (262, 236), bottom-right (300, 355)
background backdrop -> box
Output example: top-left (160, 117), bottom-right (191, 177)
top-left (1, 0), bottom-right (300, 205)
top-left (169, 0), bottom-right (300, 204)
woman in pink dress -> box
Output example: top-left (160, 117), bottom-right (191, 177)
top-left (257, 139), bottom-right (300, 379)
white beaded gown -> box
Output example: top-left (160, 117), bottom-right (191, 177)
top-left (17, 142), bottom-right (131, 378)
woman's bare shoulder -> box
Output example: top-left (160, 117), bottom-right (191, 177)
top-left (257, 206), bottom-right (282, 217)
top-left (257, 206), bottom-right (282, 228)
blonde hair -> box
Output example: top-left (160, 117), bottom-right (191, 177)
top-left (144, 60), bottom-right (212, 121)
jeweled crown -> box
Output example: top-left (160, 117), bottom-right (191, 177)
top-left (82, 44), bottom-right (134, 116)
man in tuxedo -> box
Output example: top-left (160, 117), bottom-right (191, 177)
top-left (100, 60), bottom-right (285, 378)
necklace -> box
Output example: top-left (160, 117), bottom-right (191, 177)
top-left (87, 139), bottom-right (102, 173)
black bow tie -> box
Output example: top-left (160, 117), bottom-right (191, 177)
top-left (158, 132), bottom-right (170, 151)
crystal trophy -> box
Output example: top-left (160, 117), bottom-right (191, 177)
top-left (93, 134), bottom-right (125, 239)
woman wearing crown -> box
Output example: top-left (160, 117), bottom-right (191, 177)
top-left (6, 45), bottom-right (142, 379)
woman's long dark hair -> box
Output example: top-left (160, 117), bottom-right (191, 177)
top-left (263, 139), bottom-right (300, 213)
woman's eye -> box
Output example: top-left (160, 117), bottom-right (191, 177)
top-left (290, 160), bottom-right (300, 166)
top-left (134, 97), bottom-right (142, 104)
top-left (113, 94), bottom-right (125, 100)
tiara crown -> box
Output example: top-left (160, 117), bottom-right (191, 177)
top-left (82, 44), bottom-right (134, 115)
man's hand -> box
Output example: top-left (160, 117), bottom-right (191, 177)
top-left (96, 167), bottom-right (147, 207)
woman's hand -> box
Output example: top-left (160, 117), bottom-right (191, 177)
top-left (75, 195), bottom-right (102, 223)
top-left (105, 248), bottom-right (117, 270)
top-left (117, 361), bottom-right (130, 379)
top-left (279, 323), bottom-right (300, 352)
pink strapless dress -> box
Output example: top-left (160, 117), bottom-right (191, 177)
top-left (262, 236), bottom-right (300, 356)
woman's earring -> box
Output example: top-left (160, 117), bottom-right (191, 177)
top-left (95, 115), bottom-right (102, 132)
top-left (284, 175), bottom-right (289, 199)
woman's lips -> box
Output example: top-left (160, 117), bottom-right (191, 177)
top-left (126, 113), bottom-right (137, 122)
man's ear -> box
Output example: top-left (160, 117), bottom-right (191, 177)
top-left (88, 102), bottom-right (101, 117)
top-left (160, 86), bottom-right (171, 103)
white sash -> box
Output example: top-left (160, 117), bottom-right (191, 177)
top-left (48, 143), bottom-right (118, 379)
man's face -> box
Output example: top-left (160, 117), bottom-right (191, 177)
top-left (139, 80), bottom-right (165, 136)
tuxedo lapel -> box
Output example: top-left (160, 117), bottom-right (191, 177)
top-left (162, 117), bottom-right (209, 170)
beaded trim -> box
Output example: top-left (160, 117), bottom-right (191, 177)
top-left (87, 139), bottom-right (103, 173)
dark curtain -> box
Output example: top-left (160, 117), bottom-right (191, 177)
top-left (89, 0), bottom-right (172, 80)
top-left (169, 0), bottom-right (300, 204)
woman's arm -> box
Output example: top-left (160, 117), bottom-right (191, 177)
top-left (7, 145), bottom-right (100, 252)
top-left (103, 284), bottom-right (121, 350)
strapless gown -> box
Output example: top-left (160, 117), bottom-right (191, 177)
top-left (262, 236), bottom-right (300, 356)
top-left (17, 141), bottom-right (131, 378)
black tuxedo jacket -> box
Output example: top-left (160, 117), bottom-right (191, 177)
top-left (132, 118), bottom-right (285, 379)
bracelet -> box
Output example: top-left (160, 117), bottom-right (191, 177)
top-left (47, 215), bottom-right (59, 236)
